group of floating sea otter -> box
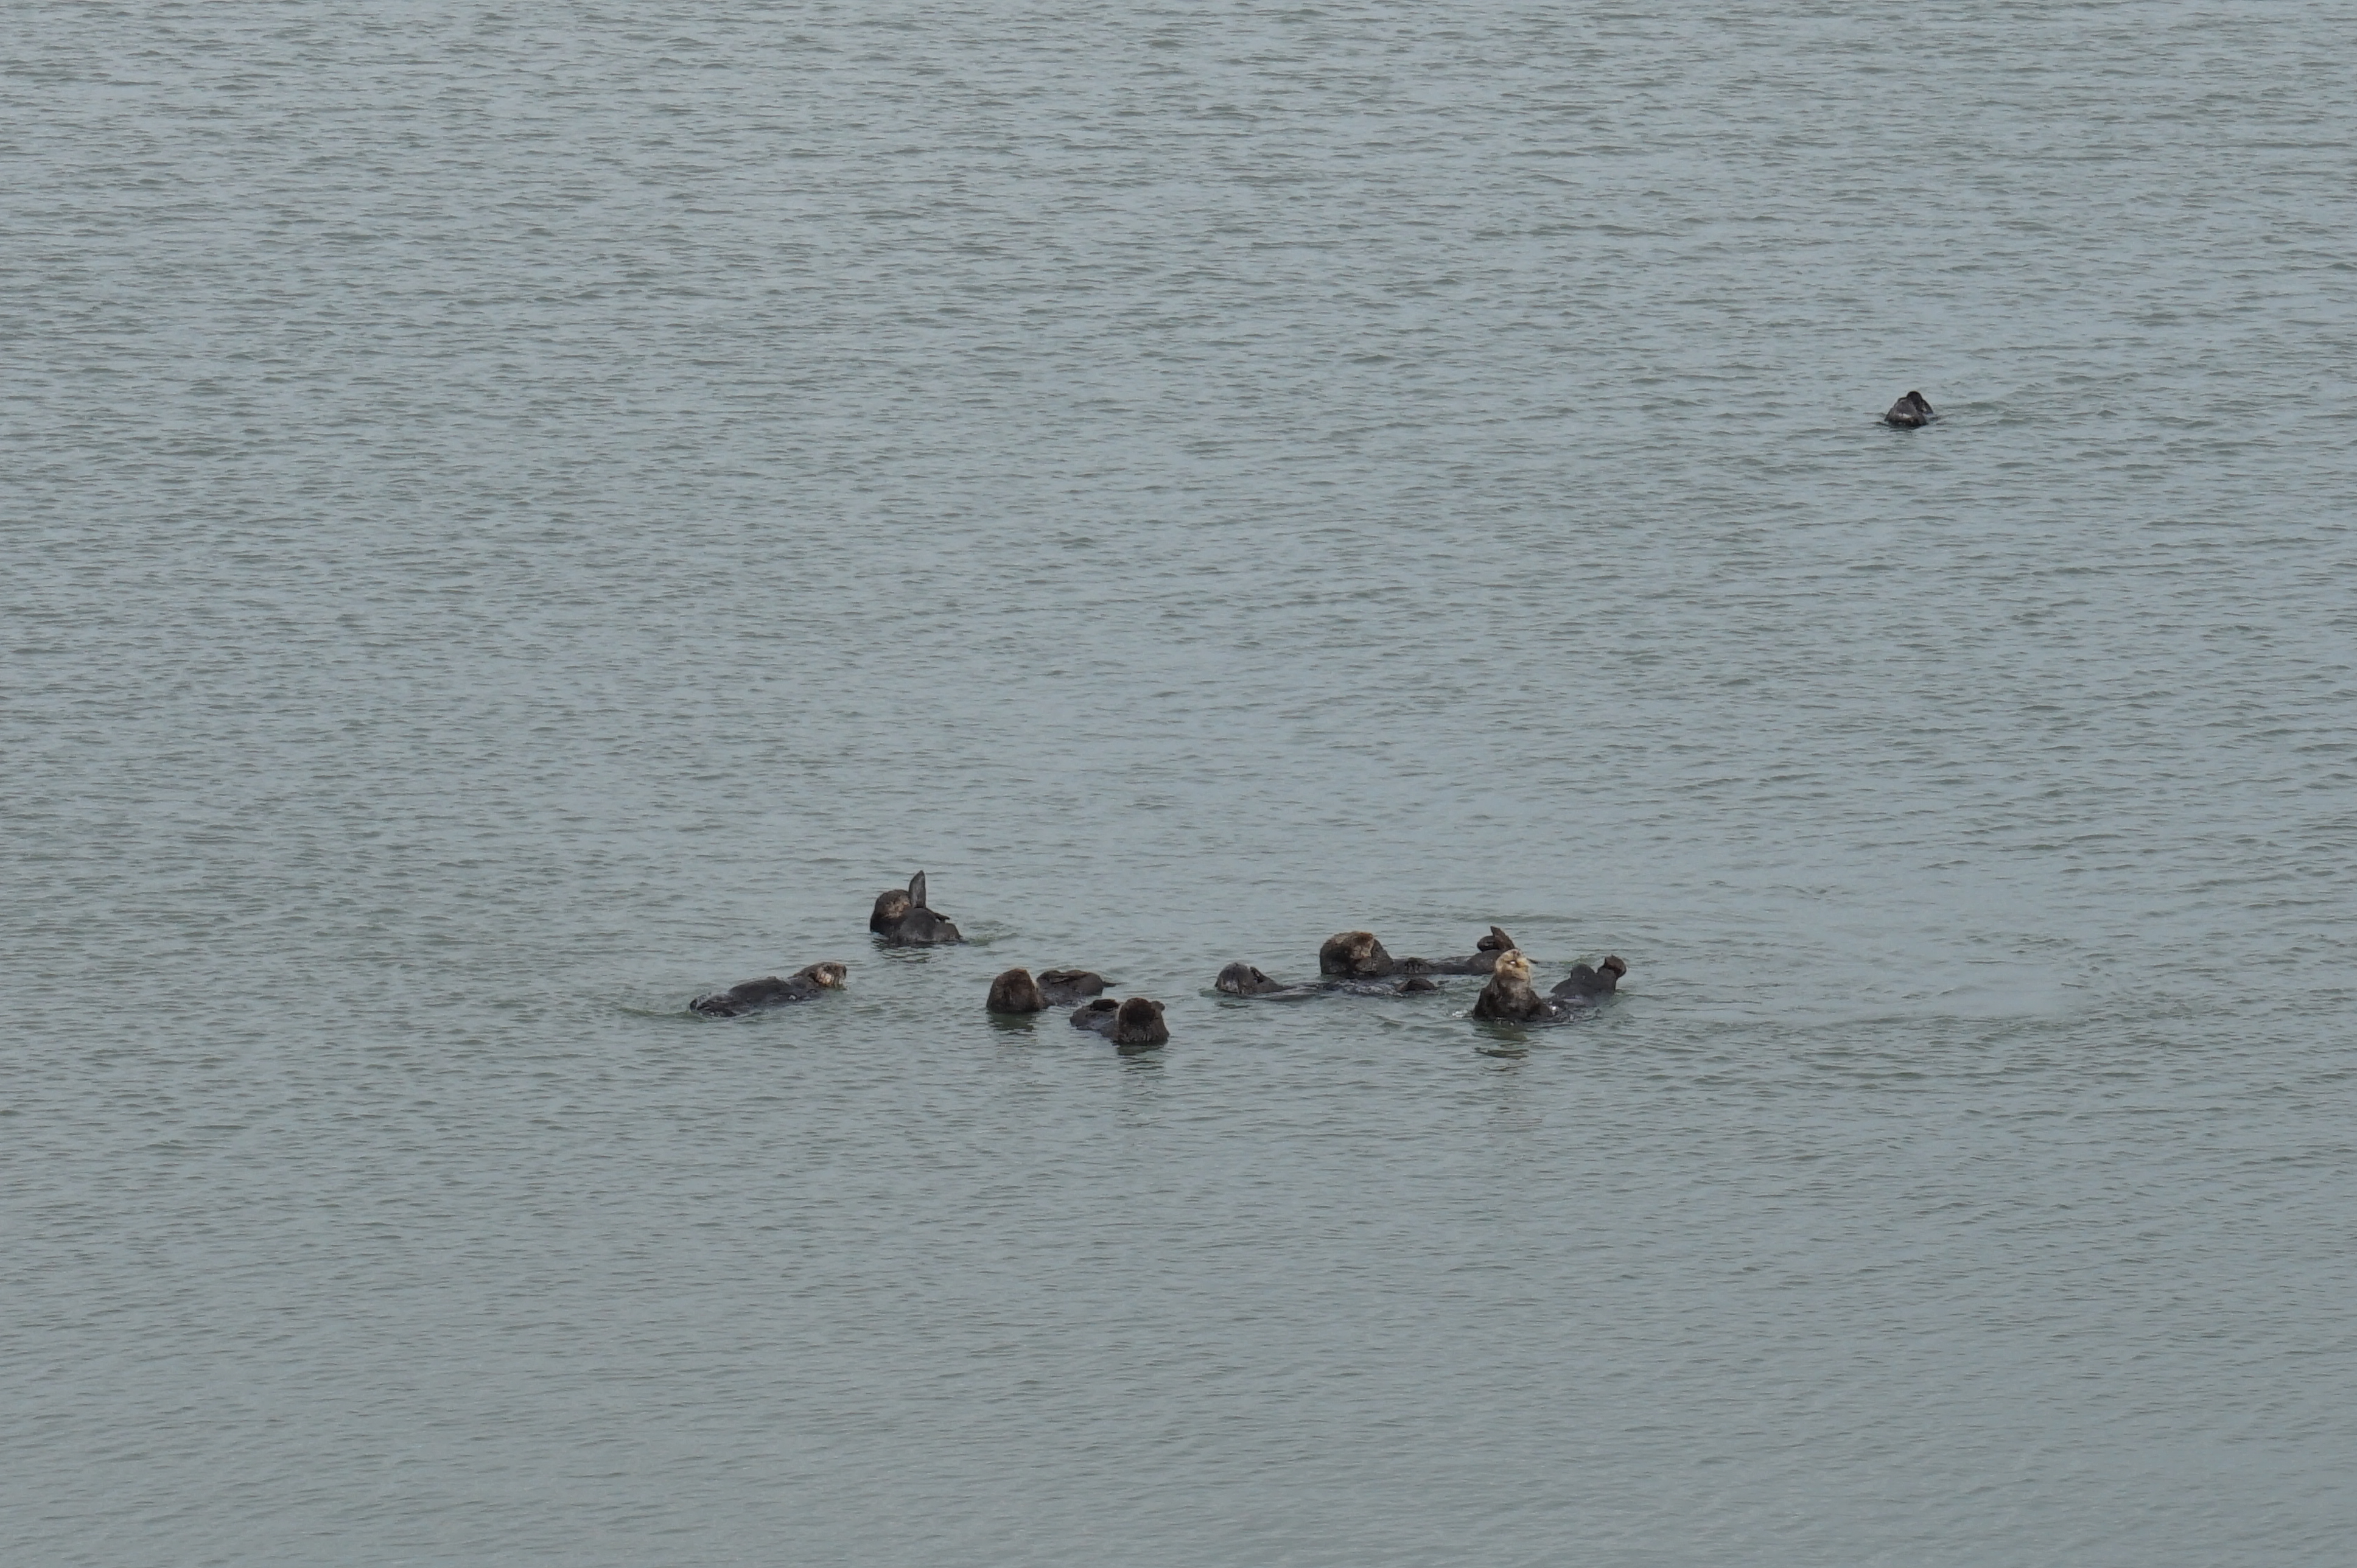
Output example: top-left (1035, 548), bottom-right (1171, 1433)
top-left (689, 872), bottom-right (1628, 1050)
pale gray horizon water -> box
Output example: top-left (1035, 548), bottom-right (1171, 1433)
top-left (5, 2), bottom-right (2356, 1564)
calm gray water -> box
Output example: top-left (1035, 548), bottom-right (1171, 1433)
top-left (7, 2), bottom-right (2356, 1563)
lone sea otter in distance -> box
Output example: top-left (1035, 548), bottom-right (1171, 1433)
top-left (1883, 390), bottom-right (1937, 428)
top-left (869, 871), bottom-right (962, 946)
top-left (690, 961), bottom-right (849, 1017)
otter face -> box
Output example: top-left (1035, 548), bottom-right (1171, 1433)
top-left (1600, 955), bottom-right (1628, 979)
top-left (1493, 950), bottom-right (1534, 985)
top-left (1216, 962), bottom-right (1277, 995)
top-left (869, 889), bottom-right (912, 932)
top-left (800, 962), bottom-right (849, 989)
top-left (1319, 930), bottom-right (1395, 978)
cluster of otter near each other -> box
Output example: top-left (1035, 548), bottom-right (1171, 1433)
top-left (690, 872), bottom-right (1627, 1046)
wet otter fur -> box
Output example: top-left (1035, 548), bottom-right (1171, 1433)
top-left (1219, 959), bottom-right (1443, 998)
top-left (990, 967), bottom-right (1112, 1013)
top-left (1552, 955), bottom-right (1628, 1001)
top-left (869, 871), bottom-right (962, 946)
top-left (1112, 996), bottom-right (1169, 1049)
top-left (1069, 997), bottom-right (1121, 1032)
top-left (1070, 996), bottom-right (1168, 1048)
top-left (1472, 950), bottom-right (1549, 1022)
top-left (1320, 925), bottom-right (1516, 978)
top-left (1883, 390), bottom-right (1936, 428)
top-left (690, 961), bottom-right (848, 1017)
top-left (987, 968), bottom-right (1049, 1013)
top-left (1217, 962), bottom-right (1288, 996)
top-left (1037, 969), bottom-right (1111, 1003)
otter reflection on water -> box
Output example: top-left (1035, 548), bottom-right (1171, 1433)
top-left (1070, 996), bottom-right (1169, 1051)
top-left (689, 961), bottom-right (849, 1017)
top-left (869, 871), bottom-right (962, 946)
top-left (1473, 951), bottom-right (1630, 1024)
top-left (986, 967), bottom-right (1113, 1014)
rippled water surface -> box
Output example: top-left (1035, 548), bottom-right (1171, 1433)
top-left (7, 3), bottom-right (2356, 1563)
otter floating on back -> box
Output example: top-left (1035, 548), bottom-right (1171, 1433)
top-left (988, 967), bottom-right (1113, 1013)
top-left (1473, 950), bottom-right (1629, 1024)
top-left (1215, 961), bottom-right (1437, 999)
top-left (1883, 390), bottom-right (1936, 428)
top-left (690, 961), bottom-right (848, 1017)
top-left (869, 871), bottom-right (963, 946)
top-left (1317, 926), bottom-right (1517, 979)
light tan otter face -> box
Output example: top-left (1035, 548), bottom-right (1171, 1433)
top-left (872, 891), bottom-right (911, 924)
top-left (804, 962), bottom-right (848, 989)
top-left (1493, 950), bottom-right (1533, 984)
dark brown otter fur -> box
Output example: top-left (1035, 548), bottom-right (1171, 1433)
top-left (1069, 998), bottom-right (1121, 1032)
top-left (1551, 955), bottom-right (1628, 1001)
top-left (1112, 996), bottom-right (1169, 1049)
top-left (1471, 951), bottom-right (1547, 1022)
top-left (869, 871), bottom-right (962, 946)
top-left (1883, 390), bottom-right (1936, 428)
top-left (690, 961), bottom-right (849, 1017)
top-left (987, 968), bottom-right (1049, 1013)
top-left (1036, 969), bottom-right (1111, 1003)
top-left (1322, 925), bottom-right (1517, 978)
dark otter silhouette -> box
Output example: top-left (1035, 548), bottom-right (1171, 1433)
top-left (869, 871), bottom-right (962, 946)
top-left (1069, 997), bottom-right (1121, 1031)
top-left (1883, 390), bottom-right (1936, 428)
top-left (690, 961), bottom-right (848, 1017)
top-left (1551, 955), bottom-right (1628, 1001)
top-left (1319, 926), bottom-right (1516, 978)
top-left (1070, 996), bottom-right (1168, 1048)
top-left (1038, 969), bottom-right (1111, 1003)
top-left (987, 968), bottom-right (1049, 1013)
top-left (989, 967), bottom-right (1112, 1013)
top-left (1216, 960), bottom-right (1441, 998)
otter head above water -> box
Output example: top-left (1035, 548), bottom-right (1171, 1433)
top-left (1112, 996), bottom-right (1169, 1050)
top-left (870, 870), bottom-right (963, 946)
top-left (688, 961), bottom-right (849, 1017)
top-left (1319, 930), bottom-right (1395, 978)
top-left (1883, 390), bottom-right (1936, 428)
top-left (1217, 962), bottom-right (1288, 996)
top-left (1471, 950), bottom-right (1547, 1023)
top-left (986, 967), bottom-right (1049, 1014)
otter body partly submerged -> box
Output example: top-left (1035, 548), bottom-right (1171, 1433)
top-left (869, 871), bottom-right (963, 946)
top-left (690, 961), bottom-right (849, 1017)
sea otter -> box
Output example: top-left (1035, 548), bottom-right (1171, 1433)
top-left (690, 961), bottom-right (848, 1017)
top-left (1471, 950), bottom-right (1551, 1023)
top-left (989, 967), bottom-right (1113, 1013)
top-left (1883, 390), bottom-right (1936, 428)
top-left (869, 870), bottom-right (962, 946)
top-left (1551, 955), bottom-right (1628, 1001)
top-left (1318, 926), bottom-right (1517, 978)
top-left (1070, 996), bottom-right (1168, 1048)
top-left (1216, 960), bottom-right (1439, 999)
top-left (1070, 997), bottom-right (1121, 1031)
